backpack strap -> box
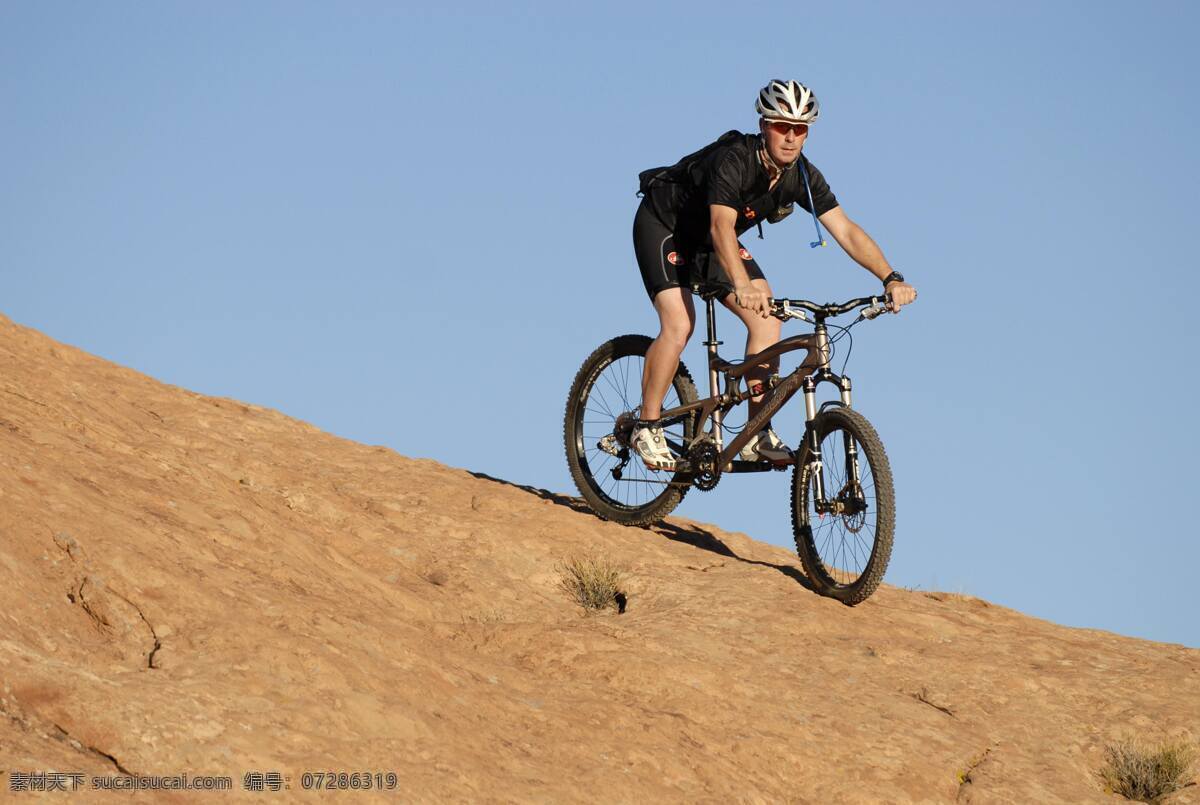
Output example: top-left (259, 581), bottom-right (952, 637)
top-left (797, 156), bottom-right (828, 248)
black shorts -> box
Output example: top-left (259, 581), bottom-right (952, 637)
top-left (633, 199), bottom-right (765, 301)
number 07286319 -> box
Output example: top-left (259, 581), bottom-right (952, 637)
top-left (299, 771), bottom-right (398, 790)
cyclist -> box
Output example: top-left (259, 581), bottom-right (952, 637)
top-left (631, 79), bottom-right (917, 471)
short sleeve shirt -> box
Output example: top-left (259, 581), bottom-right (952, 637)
top-left (643, 131), bottom-right (838, 249)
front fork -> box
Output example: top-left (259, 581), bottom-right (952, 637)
top-left (802, 373), bottom-right (862, 513)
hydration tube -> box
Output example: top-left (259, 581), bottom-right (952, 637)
top-left (797, 157), bottom-right (827, 248)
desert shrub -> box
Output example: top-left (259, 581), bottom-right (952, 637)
top-left (557, 554), bottom-right (626, 612)
top-left (461, 609), bottom-right (506, 625)
top-left (1100, 738), bottom-right (1196, 802)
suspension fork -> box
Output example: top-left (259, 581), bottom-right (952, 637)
top-left (802, 374), bottom-right (827, 503)
top-left (801, 322), bottom-right (862, 505)
top-left (837, 379), bottom-right (863, 492)
top-left (803, 400), bottom-right (865, 506)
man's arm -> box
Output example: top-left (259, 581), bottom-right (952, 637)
top-left (819, 207), bottom-right (917, 311)
top-left (710, 204), bottom-right (770, 317)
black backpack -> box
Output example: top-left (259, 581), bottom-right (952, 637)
top-left (637, 130), bottom-right (743, 196)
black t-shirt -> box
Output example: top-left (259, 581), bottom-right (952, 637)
top-left (641, 131), bottom-right (838, 250)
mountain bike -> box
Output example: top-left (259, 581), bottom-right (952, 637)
top-left (563, 288), bottom-right (897, 605)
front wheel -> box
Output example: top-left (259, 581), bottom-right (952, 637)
top-left (564, 334), bottom-right (697, 526)
top-left (791, 406), bottom-right (895, 605)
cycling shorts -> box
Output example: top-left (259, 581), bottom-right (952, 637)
top-left (633, 199), bottom-right (764, 301)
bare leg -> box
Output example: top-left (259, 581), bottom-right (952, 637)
top-left (721, 278), bottom-right (782, 421)
top-left (640, 287), bottom-right (696, 420)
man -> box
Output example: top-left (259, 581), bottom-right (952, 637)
top-left (631, 79), bottom-right (917, 471)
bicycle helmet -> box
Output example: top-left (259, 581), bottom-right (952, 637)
top-left (755, 79), bottom-right (819, 124)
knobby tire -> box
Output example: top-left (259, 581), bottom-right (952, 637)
top-left (564, 334), bottom-right (697, 526)
top-left (791, 406), bottom-right (895, 605)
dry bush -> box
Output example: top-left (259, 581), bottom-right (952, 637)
top-left (557, 554), bottom-right (626, 612)
top-left (1100, 738), bottom-right (1196, 802)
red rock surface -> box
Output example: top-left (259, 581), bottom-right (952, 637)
top-left (1, 312), bottom-right (1197, 803)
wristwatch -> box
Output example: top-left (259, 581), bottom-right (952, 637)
top-left (881, 270), bottom-right (905, 287)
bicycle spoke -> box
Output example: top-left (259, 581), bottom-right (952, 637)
top-left (599, 370), bottom-right (628, 415)
top-left (615, 357), bottom-right (635, 414)
top-left (847, 531), bottom-right (866, 574)
top-left (600, 357), bottom-right (638, 412)
top-left (622, 356), bottom-right (636, 413)
top-left (588, 387), bottom-right (617, 420)
top-left (627, 357), bottom-right (641, 414)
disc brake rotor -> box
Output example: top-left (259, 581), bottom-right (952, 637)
top-left (837, 483), bottom-right (868, 532)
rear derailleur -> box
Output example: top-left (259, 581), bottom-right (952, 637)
top-left (597, 412), bottom-right (639, 480)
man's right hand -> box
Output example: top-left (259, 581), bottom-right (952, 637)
top-left (712, 205), bottom-right (771, 319)
top-left (734, 283), bottom-right (771, 318)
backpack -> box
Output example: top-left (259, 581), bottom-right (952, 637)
top-left (637, 130), bottom-right (743, 196)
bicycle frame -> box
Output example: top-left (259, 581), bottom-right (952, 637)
top-left (566, 286), bottom-right (895, 599)
top-left (656, 295), bottom-right (856, 478)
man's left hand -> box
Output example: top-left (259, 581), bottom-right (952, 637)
top-left (886, 281), bottom-right (917, 313)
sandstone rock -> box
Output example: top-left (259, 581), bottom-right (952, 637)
top-left (0, 313), bottom-right (1196, 802)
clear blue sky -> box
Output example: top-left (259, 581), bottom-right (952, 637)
top-left (4, 2), bottom-right (1198, 647)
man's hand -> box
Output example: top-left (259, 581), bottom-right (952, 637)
top-left (735, 283), bottom-right (771, 318)
top-left (710, 204), bottom-right (770, 318)
top-left (886, 281), bottom-right (917, 313)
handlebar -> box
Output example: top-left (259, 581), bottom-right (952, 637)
top-left (769, 293), bottom-right (893, 321)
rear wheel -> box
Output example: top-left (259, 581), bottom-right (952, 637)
top-left (564, 334), bottom-right (697, 526)
top-left (791, 406), bottom-right (894, 605)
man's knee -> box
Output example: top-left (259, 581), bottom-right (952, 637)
top-left (759, 317), bottom-right (782, 337)
top-left (657, 320), bottom-right (692, 352)
top-left (653, 290), bottom-right (694, 349)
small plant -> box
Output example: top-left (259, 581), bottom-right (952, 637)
top-left (461, 609), bottom-right (506, 626)
top-left (557, 554), bottom-right (626, 612)
top-left (1100, 738), bottom-right (1196, 802)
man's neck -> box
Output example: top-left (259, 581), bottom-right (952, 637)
top-left (759, 145), bottom-right (785, 183)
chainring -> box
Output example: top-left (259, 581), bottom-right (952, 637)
top-left (688, 441), bottom-right (720, 491)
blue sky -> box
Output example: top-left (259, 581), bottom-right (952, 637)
top-left (4, 1), bottom-right (1198, 646)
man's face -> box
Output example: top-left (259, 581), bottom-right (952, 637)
top-left (760, 118), bottom-right (808, 165)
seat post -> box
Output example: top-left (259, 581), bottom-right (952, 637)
top-left (703, 296), bottom-right (720, 349)
top-left (702, 296), bottom-right (723, 445)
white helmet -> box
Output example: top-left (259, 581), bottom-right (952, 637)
top-left (755, 79), bottom-right (819, 124)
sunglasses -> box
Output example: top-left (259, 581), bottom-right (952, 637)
top-left (767, 121), bottom-right (809, 136)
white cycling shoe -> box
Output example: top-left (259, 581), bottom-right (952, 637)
top-left (739, 428), bottom-right (794, 466)
top-left (631, 424), bottom-right (677, 472)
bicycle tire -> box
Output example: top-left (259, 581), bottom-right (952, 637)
top-left (791, 405), bottom-right (895, 605)
top-left (564, 334), bottom-right (698, 526)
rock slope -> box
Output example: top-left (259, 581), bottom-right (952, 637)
top-left (0, 313), bottom-right (1197, 803)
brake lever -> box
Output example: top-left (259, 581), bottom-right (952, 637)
top-left (861, 298), bottom-right (888, 320)
top-left (777, 301), bottom-right (809, 322)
